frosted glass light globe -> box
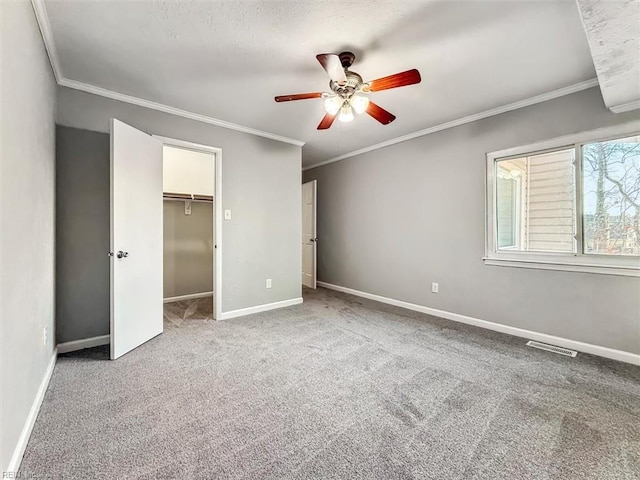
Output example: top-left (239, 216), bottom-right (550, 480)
top-left (339, 104), bottom-right (354, 122)
top-left (351, 94), bottom-right (370, 114)
top-left (324, 96), bottom-right (342, 115)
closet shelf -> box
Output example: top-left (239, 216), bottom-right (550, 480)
top-left (163, 192), bottom-right (213, 203)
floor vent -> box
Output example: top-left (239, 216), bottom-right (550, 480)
top-left (526, 340), bottom-right (578, 357)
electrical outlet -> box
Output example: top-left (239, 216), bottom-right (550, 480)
top-left (266, 278), bottom-right (272, 289)
top-left (224, 209), bottom-right (232, 220)
top-left (431, 282), bottom-right (439, 294)
top-left (43, 326), bottom-right (47, 346)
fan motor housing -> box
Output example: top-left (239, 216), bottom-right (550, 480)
top-left (330, 71), bottom-right (364, 98)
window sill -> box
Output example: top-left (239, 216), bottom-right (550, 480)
top-left (483, 257), bottom-right (640, 277)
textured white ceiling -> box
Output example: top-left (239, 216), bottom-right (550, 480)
top-left (44, 0), bottom-right (597, 167)
top-left (576, 0), bottom-right (640, 112)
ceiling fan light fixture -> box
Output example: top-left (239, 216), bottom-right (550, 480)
top-left (351, 94), bottom-right (370, 114)
top-left (324, 95), bottom-right (342, 115)
top-left (339, 104), bottom-right (354, 122)
top-left (275, 51), bottom-right (420, 129)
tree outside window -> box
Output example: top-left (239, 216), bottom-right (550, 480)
top-left (583, 135), bottom-right (640, 256)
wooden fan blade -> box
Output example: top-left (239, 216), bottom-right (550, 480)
top-left (317, 112), bottom-right (337, 130)
top-left (365, 69), bottom-right (421, 92)
top-left (316, 53), bottom-right (347, 84)
top-left (275, 92), bottom-right (323, 102)
top-left (366, 101), bottom-right (396, 125)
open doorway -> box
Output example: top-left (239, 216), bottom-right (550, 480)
top-left (157, 137), bottom-right (222, 321)
top-left (109, 122), bottom-right (223, 359)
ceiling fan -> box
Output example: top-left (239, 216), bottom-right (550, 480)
top-left (275, 51), bottom-right (421, 130)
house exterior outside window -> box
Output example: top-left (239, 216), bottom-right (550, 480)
top-left (485, 123), bottom-right (640, 277)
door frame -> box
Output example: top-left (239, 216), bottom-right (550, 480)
top-left (302, 179), bottom-right (317, 289)
top-left (154, 135), bottom-right (223, 321)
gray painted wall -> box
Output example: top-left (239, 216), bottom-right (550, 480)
top-left (304, 87), bottom-right (640, 355)
top-left (164, 201), bottom-right (213, 298)
top-left (56, 86), bottom-right (301, 342)
top-left (56, 126), bottom-right (110, 344)
top-left (1, 1), bottom-right (57, 471)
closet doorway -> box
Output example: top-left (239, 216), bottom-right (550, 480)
top-left (156, 136), bottom-right (222, 321)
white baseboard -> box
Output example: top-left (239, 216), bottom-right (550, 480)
top-left (57, 334), bottom-right (110, 354)
top-left (220, 297), bottom-right (303, 320)
top-left (163, 291), bottom-right (213, 303)
top-left (6, 349), bottom-right (57, 474)
top-left (317, 282), bottom-right (640, 366)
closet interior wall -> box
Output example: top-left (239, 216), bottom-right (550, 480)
top-left (163, 146), bottom-right (215, 300)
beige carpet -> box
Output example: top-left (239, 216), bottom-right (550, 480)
top-left (163, 295), bottom-right (214, 326)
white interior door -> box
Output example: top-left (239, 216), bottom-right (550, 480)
top-left (110, 119), bottom-right (163, 359)
top-left (302, 180), bottom-right (317, 289)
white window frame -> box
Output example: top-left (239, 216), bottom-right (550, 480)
top-left (495, 166), bottom-right (521, 250)
top-left (485, 121), bottom-right (640, 277)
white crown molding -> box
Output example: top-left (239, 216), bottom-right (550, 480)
top-left (609, 99), bottom-right (640, 113)
top-left (31, 0), bottom-right (61, 82)
top-left (303, 78), bottom-right (600, 171)
top-left (317, 282), bottom-right (640, 366)
top-left (58, 78), bottom-right (306, 146)
top-left (30, 0), bottom-right (305, 148)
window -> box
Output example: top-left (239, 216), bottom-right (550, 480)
top-left (582, 135), bottom-right (640, 256)
top-left (496, 148), bottom-right (576, 253)
top-left (486, 125), bottom-right (640, 276)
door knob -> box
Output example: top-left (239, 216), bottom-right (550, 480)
top-left (310, 238), bottom-right (318, 243)
top-left (116, 251), bottom-right (129, 259)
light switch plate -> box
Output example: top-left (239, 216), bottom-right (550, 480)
top-left (224, 209), bottom-right (232, 220)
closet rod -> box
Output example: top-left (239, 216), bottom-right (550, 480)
top-left (163, 192), bottom-right (213, 203)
